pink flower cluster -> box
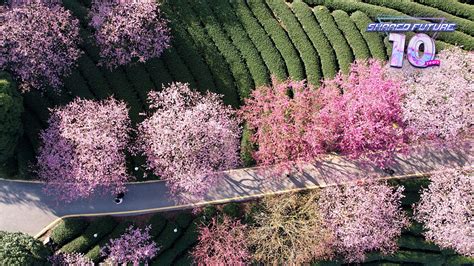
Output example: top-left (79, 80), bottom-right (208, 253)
top-left (0, 3), bottom-right (82, 91)
top-left (89, 0), bottom-right (170, 69)
top-left (37, 97), bottom-right (132, 202)
top-left (102, 225), bottom-right (157, 265)
top-left (48, 252), bottom-right (93, 266)
top-left (318, 181), bottom-right (409, 262)
top-left (192, 216), bottom-right (251, 265)
top-left (390, 47), bottom-right (473, 143)
top-left (241, 60), bottom-right (408, 168)
top-left (414, 169), bottom-right (473, 256)
top-left (136, 83), bottom-right (241, 197)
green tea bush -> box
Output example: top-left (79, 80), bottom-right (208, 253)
top-left (240, 124), bottom-right (256, 167)
top-left (209, 0), bottom-right (270, 88)
top-left (16, 137), bottom-right (36, 179)
top-left (161, 47), bottom-right (197, 89)
top-left (267, 0), bottom-right (322, 85)
top-left (152, 221), bottom-right (198, 265)
top-left (350, 11), bottom-right (386, 60)
top-left (125, 63), bottom-right (156, 106)
top-left (63, 70), bottom-right (95, 100)
top-left (313, 6), bottom-right (353, 73)
top-left (332, 10), bottom-right (370, 60)
top-left (154, 222), bottom-right (183, 254)
top-left (0, 231), bottom-right (51, 265)
top-left (175, 213), bottom-right (194, 229)
top-left (222, 202), bottom-right (241, 218)
top-left (414, 0), bottom-right (474, 20)
top-left (21, 110), bottom-right (43, 150)
top-left (60, 216), bottom-right (117, 254)
top-left (231, 0), bottom-right (287, 81)
top-left (398, 235), bottom-right (440, 251)
top-left (77, 55), bottom-right (113, 99)
top-left (0, 72), bottom-right (23, 163)
top-left (248, 0), bottom-right (304, 80)
top-left (50, 218), bottom-right (89, 247)
top-left (188, 0), bottom-right (254, 100)
top-left (149, 213), bottom-right (168, 238)
top-left (292, 1), bottom-right (338, 79)
top-left (144, 58), bottom-right (173, 91)
top-left (22, 90), bottom-right (50, 124)
top-left (85, 220), bottom-right (134, 262)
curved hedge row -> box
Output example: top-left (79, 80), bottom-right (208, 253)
top-left (267, 0), bottom-right (322, 86)
top-left (231, 1), bottom-right (287, 82)
top-left (332, 10), bottom-right (371, 60)
top-left (188, 0), bottom-right (254, 100)
top-left (166, 21), bottom-right (216, 92)
top-left (209, 0), bottom-right (270, 88)
top-left (77, 55), bottom-right (113, 99)
top-left (248, 0), bottom-right (305, 81)
top-left (144, 58), bottom-right (173, 91)
top-left (313, 6), bottom-right (353, 74)
top-left (291, 1), bottom-right (337, 79)
top-left (303, 0), bottom-right (474, 50)
top-left (161, 47), bottom-right (197, 89)
top-left (363, 0), bottom-right (474, 37)
top-left (167, 0), bottom-right (239, 107)
top-left (413, 0), bottom-right (474, 21)
top-left (350, 11), bottom-right (387, 60)
top-left (63, 70), bottom-right (95, 100)
top-left (50, 218), bottom-right (89, 247)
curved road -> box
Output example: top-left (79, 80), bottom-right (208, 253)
top-left (0, 139), bottom-right (472, 237)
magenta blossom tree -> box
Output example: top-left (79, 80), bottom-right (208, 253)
top-left (414, 169), bottom-right (473, 256)
top-left (0, 3), bottom-right (82, 91)
top-left (89, 0), bottom-right (170, 69)
top-left (319, 60), bottom-right (408, 166)
top-left (136, 83), bottom-right (241, 197)
top-left (48, 252), bottom-right (93, 266)
top-left (101, 225), bottom-right (158, 265)
top-left (240, 76), bottom-right (334, 170)
top-left (389, 47), bottom-right (473, 143)
top-left (37, 97), bottom-right (132, 202)
top-left (318, 181), bottom-right (409, 262)
top-left (191, 216), bottom-right (251, 265)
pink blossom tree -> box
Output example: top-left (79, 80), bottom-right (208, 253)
top-left (191, 216), bottom-right (251, 265)
top-left (48, 252), bottom-right (93, 266)
top-left (414, 169), bottom-right (473, 256)
top-left (36, 97), bottom-right (132, 202)
top-left (389, 47), bottom-right (473, 143)
top-left (319, 60), bottom-right (408, 166)
top-left (0, 2), bottom-right (82, 91)
top-left (136, 83), bottom-right (240, 197)
top-left (89, 0), bottom-right (170, 69)
top-left (239, 76), bottom-right (333, 169)
top-left (101, 225), bottom-right (158, 265)
top-left (318, 181), bottom-right (409, 262)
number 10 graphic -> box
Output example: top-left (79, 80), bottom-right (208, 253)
top-left (389, 33), bottom-right (435, 68)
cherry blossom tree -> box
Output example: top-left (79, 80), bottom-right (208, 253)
top-left (239, 76), bottom-right (333, 169)
top-left (136, 83), bottom-right (240, 197)
top-left (89, 0), bottom-right (170, 69)
top-left (248, 192), bottom-right (333, 264)
top-left (389, 47), bottom-right (473, 143)
top-left (192, 216), bottom-right (250, 265)
top-left (414, 169), bottom-right (473, 256)
top-left (37, 97), bottom-right (132, 202)
top-left (318, 181), bottom-right (409, 262)
top-left (0, 2), bottom-right (82, 91)
top-left (319, 59), bottom-right (408, 166)
top-left (101, 225), bottom-right (158, 265)
top-left (48, 252), bottom-right (93, 266)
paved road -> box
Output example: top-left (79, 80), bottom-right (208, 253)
top-left (0, 139), bottom-right (472, 237)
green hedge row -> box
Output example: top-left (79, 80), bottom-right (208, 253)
top-left (209, 0), bottom-right (270, 88)
top-left (240, 123), bottom-right (255, 167)
top-left (124, 63), bottom-right (156, 107)
top-left (332, 10), bottom-right (371, 60)
top-left (76, 55), bottom-right (114, 99)
top-left (414, 0), bottom-right (474, 21)
top-left (313, 6), bottom-right (353, 73)
top-left (267, 0), bottom-right (322, 86)
top-left (144, 58), bottom-right (173, 91)
top-left (350, 11), bottom-right (387, 60)
top-left (21, 110), bottom-right (42, 151)
top-left (15, 137), bottom-right (36, 179)
top-left (161, 47), bottom-right (197, 89)
top-left (50, 218), bottom-right (89, 247)
top-left (63, 70), bottom-right (95, 100)
top-left (397, 235), bottom-right (440, 252)
top-left (167, 0), bottom-right (239, 107)
top-left (60, 216), bottom-right (117, 254)
top-left (292, 1), bottom-right (337, 79)
top-left (303, 0), bottom-right (474, 50)
top-left (188, 0), bottom-right (254, 100)
top-left (154, 222), bottom-right (183, 255)
top-left (85, 220), bottom-right (134, 262)
top-left (231, 0), bottom-right (287, 81)
top-left (165, 21), bottom-right (216, 92)
top-left (149, 213), bottom-right (168, 238)
top-left (366, 250), bottom-right (445, 265)
top-left (175, 213), bottom-right (194, 229)
top-left (363, 0), bottom-right (474, 37)
top-left (21, 91), bottom-right (49, 126)
top-left (151, 220), bottom-right (199, 266)
top-left (248, 0), bottom-right (305, 81)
